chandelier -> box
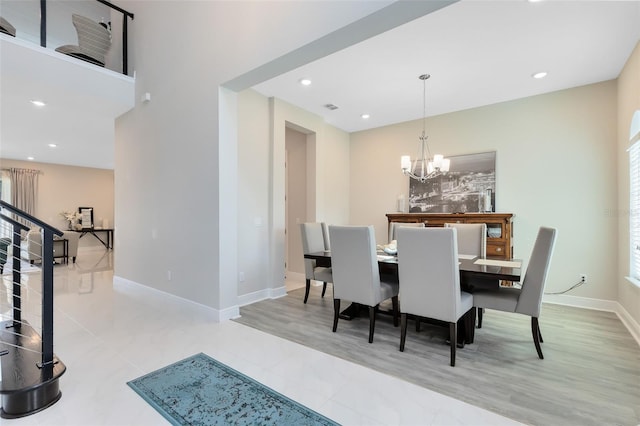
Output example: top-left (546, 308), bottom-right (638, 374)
top-left (401, 74), bottom-right (449, 183)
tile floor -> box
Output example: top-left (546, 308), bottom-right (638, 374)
top-left (0, 251), bottom-right (521, 425)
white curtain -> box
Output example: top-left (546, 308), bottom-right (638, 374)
top-left (8, 168), bottom-right (39, 226)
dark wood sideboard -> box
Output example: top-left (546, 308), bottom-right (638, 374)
top-left (386, 213), bottom-right (514, 260)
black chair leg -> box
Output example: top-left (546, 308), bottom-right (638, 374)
top-left (538, 323), bottom-right (544, 343)
top-left (399, 313), bottom-right (408, 351)
top-left (321, 282), bottom-right (327, 298)
top-left (368, 306), bottom-right (377, 343)
top-left (304, 279), bottom-right (311, 304)
top-left (449, 322), bottom-right (457, 367)
top-left (391, 295), bottom-right (399, 327)
top-left (531, 317), bottom-right (544, 359)
top-left (477, 307), bottom-right (483, 328)
top-left (332, 299), bottom-right (340, 332)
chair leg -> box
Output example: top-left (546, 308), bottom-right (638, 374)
top-left (391, 295), bottom-right (399, 327)
top-left (321, 282), bottom-right (327, 298)
top-left (304, 279), bottom-right (311, 304)
top-left (531, 317), bottom-right (544, 359)
top-left (477, 307), bottom-right (483, 328)
top-left (368, 306), bottom-right (377, 343)
top-left (332, 299), bottom-right (340, 332)
top-left (538, 324), bottom-right (544, 343)
top-left (449, 322), bottom-right (457, 367)
top-left (399, 313), bottom-right (408, 351)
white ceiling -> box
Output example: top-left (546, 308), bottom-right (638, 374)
top-left (1, 0), bottom-right (639, 170)
top-left (253, 0), bottom-right (640, 133)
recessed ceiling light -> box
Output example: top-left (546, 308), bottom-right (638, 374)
top-left (48, 143), bottom-right (57, 148)
top-left (27, 156), bottom-right (35, 161)
top-left (532, 71), bottom-right (548, 79)
top-left (361, 114), bottom-right (370, 119)
top-left (299, 78), bottom-right (312, 86)
top-left (30, 100), bottom-right (46, 107)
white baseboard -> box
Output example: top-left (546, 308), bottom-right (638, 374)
top-left (543, 294), bottom-right (640, 347)
top-left (113, 275), bottom-right (239, 322)
top-left (237, 286), bottom-right (287, 308)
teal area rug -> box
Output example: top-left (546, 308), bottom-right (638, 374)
top-left (127, 353), bottom-right (339, 426)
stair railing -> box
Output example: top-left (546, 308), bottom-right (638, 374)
top-left (0, 200), bottom-right (66, 418)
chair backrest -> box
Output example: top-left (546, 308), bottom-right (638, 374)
top-left (321, 222), bottom-right (331, 251)
top-left (72, 14), bottom-right (111, 64)
top-left (300, 222), bottom-right (325, 279)
top-left (397, 227), bottom-right (463, 323)
top-left (388, 221), bottom-right (425, 243)
top-left (516, 227), bottom-right (557, 317)
top-left (329, 225), bottom-right (381, 306)
top-left (444, 223), bottom-right (486, 258)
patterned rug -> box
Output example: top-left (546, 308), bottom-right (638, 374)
top-left (127, 353), bottom-right (339, 426)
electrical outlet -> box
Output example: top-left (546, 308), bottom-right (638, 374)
top-left (580, 274), bottom-right (587, 284)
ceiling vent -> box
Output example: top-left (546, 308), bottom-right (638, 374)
top-left (324, 103), bottom-right (339, 110)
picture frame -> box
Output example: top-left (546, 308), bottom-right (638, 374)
top-left (78, 207), bottom-right (94, 229)
top-left (408, 151), bottom-right (496, 213)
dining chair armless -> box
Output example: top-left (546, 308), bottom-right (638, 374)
top-left (388, 221), bottom-right (425, 244)
top-left (472, 226), bottom-right (557, 359)
top-left (445, 222), bottom-right (488, 328)
top-left (329, 225), bottom-right (399, 343)
top-left (444, 223), bottom-right (486, 258)
top-left (396, 227), bottom-right (474, 367)
top-left (299, 222), bottom-right (332, 303)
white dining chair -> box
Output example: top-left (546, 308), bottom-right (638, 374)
top-left (445, 222), bottom-right (488, 328)
top-left (329, 225), bottom-right (399, 343)
top-left (299, 222), bottom-right (332, 304)
top-left (472, 226), bottom-right (557, 359)
top-left (396, 227), bottom-right (474, 367)
top-left (444, 222), bottom-right (486, 258)
top-left (388, 221), bottom-right (424, 243)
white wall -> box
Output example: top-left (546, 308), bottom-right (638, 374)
top-left (285, 127), bottom-right (307, 275)
top-left (617, 41), bottom-right (640, 326)
top-left (350, 81), bottom-right (618, 301)
top-left (236, 89), bottom-right (270, 296)
top-left (113, 0), bottom-right (387, 317)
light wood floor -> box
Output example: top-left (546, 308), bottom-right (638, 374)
top-left (235, 286), bottom-right (640, 426)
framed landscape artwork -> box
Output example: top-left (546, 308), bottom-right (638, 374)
top-left (408, 151), bottom-right (496, 213)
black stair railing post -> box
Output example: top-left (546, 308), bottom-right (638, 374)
top-left (11, 225), bottom-right (22, 327)
top-left (122, 13), bottom-right (128, 75)
top-left (39, 0), bottom-right (47, 47)
top-left (41, 227), bottom-right (55, 367)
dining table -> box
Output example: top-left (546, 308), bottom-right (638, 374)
top-left (304, 250), bottom-right (522, 346)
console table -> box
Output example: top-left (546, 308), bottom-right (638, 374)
top-left (386, 213), bottom-right (513, 259)
top-left (72, 228), bottom-right (114, 249)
